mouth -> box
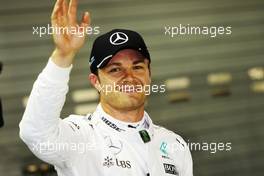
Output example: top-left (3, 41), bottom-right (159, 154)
top-left (116, 85), bottom-right (141, 94)
top-left (119, 88), bottom-right (137, 93)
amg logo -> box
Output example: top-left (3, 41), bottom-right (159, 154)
top-left (101, 117), bottom-right (125, 132)
top-left (163, 163), bottom-right (178, 175)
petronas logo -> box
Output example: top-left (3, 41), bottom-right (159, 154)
top-left (160, 141), bottom-right (168, 156)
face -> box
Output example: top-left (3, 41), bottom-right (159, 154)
top-left (89, 49), bottom-right (151, 111)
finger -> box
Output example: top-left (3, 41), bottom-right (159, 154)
top-left (51, 0), bottom-right (64, 26)
top-left (62, 0), bottom-right (69, 24)
top-left (51, 0), bottom-right (64, 21)
top-left (62, 0), bottom-right (69, 17)
top-left (80, 12), bottom-right (91, 28)
top-left (68, 0), bottom-right (78, 25)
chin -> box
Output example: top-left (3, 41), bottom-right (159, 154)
top-left (101, 91), bottom-right (146, 110)
top-left (114, 94), bottom-right (145, 110)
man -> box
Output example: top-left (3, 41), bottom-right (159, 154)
top-left (19, 0), bottom-right (193, 176)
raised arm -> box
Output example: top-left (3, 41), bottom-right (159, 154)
top-left (19, 0), bottom-right (91, 167)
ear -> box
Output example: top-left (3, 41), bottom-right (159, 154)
top-left (88, 73), bottom-right (101, 91)
top-left (148, 67), bottom-right (152, 84)
top-left (147, 60), bottom-right (152, 84)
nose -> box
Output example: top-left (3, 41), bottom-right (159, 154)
top-left (122, 68), bottom-right (135, 82)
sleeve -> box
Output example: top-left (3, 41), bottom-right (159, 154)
top-left (182, 142), bottom-right (193, 176)
top-left (19, 58), bottom-right (83, 168)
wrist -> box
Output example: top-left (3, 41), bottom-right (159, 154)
top-left (51, 48), bottom-right (76, 68)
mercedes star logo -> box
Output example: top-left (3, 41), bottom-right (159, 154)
top-left (109, 32), bottom-right (129, 45)
top-left (104, 136), bottom-right (123, 155)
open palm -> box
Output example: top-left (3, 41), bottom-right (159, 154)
top-left (51, 0), bottom-right (90, 55)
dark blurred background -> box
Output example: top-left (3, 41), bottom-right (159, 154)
top-left (0, 0), bottom-right (263, 175)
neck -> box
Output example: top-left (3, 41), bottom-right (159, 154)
top-left (100, 102), bottom-right (145, 123)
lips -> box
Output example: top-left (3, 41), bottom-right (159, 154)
top-left (116, 84), bottom-right (141, 93)
top-left (120, 88), bottom-right (136, 93)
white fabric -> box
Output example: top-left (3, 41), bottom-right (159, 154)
top-left (19, 58), bottom-right (193, 176)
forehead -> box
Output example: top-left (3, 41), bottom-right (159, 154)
top-left (107, 49), bottom-right (145, 64)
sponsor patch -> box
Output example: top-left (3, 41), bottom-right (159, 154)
top-left (163, 163), bottom-right (178, 175)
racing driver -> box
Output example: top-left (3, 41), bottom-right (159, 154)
top-left (19, 0), bottom-right (193, 175)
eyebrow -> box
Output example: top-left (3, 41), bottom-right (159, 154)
top-left (106, 63), bottom-right (122, 67)
top-left (133, 60), bottom-right (145, 64)
top-left (106, 59), bottom-right (146, 67)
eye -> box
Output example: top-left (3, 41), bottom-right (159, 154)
top-left (109, 67), bottom-right (121, 73)
top-left (133, 65), bottom-right (144, 70)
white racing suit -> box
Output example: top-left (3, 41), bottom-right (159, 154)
top-left (19, 59), bottom-right (193, 176)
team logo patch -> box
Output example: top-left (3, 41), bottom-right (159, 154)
top-left (163, 163), bottom-right (179, 175)
top-left (104, 136), bottom-right (123, 155)
top-left (109, 32), bottom-right (128, 45)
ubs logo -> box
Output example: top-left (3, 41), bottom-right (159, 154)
top-left (103, 156), bottom-right (131, 169)
top-left (116, 159), bottom-right (131, 169)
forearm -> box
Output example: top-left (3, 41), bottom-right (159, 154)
top-left (18, 0), bottom-right (90, 167)
top-left (19, 58), bottom-right (72, 142)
